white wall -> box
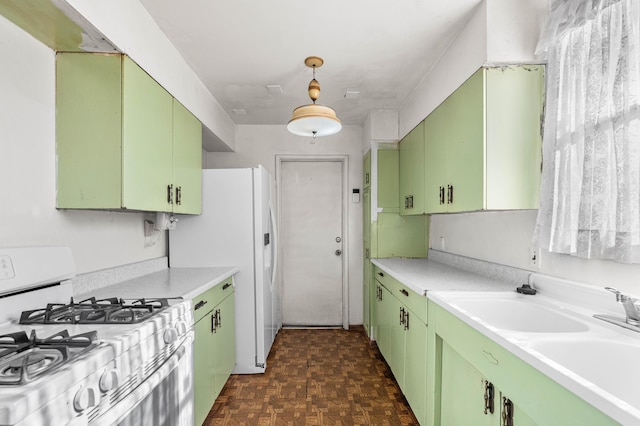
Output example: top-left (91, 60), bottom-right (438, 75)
top-left (206, 125), bottom-right (364, 325)
top-left (413, 0), bottom-right (640, 295)
top-left (0, 15), bottom-right (166, 275)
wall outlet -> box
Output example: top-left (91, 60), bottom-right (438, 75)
top-left (529, 246), bottom-right (541, 268)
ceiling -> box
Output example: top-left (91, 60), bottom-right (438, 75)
top-left (138, 0), bottom-right (482, 127)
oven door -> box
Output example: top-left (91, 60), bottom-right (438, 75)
top-left (94, 334), bottom-right (194, 426)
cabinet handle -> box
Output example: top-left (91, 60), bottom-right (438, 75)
top-left (399, 289), bottom-right (409, 297)
top-left (365, 248), bottom-right (369, 259)
top-left (216, 308), bottom-right (222, 328)
top-left (175, 186), bottom-right (182, 205)
top-left (447, 185), bottom-right (454, 204)
top-left (399, 307), bottom-right (405, 325)
top-left (404, 310), bottom-right (409, 330)
top-left (167, 184), bottom-right (174, 204)
top-left (502, 397), bottom-right (513, 426)
top-left (484, 381), bottom-right (495, 414)
top-left (211, 312), bottom-right (216, 333)
top-left (405, 195), bottom-right (414, 209)
top-left (223, 282), bottom-right (232, 290)
top-left (194, 300), bottom-right (208, 311)
top-left (439, 186), bottom-right (445, 204)
top-left (365, 172), bottom-right (370, 184)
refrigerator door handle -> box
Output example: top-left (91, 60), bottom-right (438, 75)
top-left (269, 200), bottom-right (278, 289)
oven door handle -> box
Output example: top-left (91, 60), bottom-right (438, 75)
top-left (94, 334), bottom-right (194, 425)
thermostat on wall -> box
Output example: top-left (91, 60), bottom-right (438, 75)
top-left (352, 189), bottom-right (360, 203)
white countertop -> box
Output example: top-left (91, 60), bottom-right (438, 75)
top-left (76, 266), bottom-right (239, 301)
top-left (372, 258), bottom-right (519, 295)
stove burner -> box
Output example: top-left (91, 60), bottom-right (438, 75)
top-left (19, 297), bottom-right (169, 325)
top-left (0, 330), bottom-right (98, 385)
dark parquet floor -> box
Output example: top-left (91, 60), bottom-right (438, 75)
top-left (205, 328), bottom-right (419, 425)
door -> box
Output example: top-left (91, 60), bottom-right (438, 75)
top-left (280, 160), bottom-right (344, 326)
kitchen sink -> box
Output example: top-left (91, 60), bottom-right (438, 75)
top-left (445, 293), bottom-right (590, 333)
top-left (531, 338), bottom-right (640, 408)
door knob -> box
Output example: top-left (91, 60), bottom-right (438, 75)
top-left (335, 249), bottom-right (342, 256)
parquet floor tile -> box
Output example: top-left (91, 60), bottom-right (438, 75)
top-left (205, 328), bottom-right (419, 425)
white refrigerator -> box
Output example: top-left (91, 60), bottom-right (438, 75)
top-left (169, 166), bottom-right (279, 374)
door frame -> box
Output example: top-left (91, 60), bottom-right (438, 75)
top-left (275, 154), bottom-right (349, 329)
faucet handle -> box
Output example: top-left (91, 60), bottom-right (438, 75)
top-left (605, 287), bottom-right (626, 302)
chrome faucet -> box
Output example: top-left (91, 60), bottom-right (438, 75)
top-left (604, 287), bottom-right (640, 326)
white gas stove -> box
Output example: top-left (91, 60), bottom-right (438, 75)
top-left (0, 247), bottom-right (194, 426)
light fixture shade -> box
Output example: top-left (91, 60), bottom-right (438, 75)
top-left (287, 104), bottom-right (342, 137)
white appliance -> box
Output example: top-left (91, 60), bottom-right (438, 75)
top-left (169, 166), bottom-right (279, 374)
top-left (0, 247), bottom-right (194, 426)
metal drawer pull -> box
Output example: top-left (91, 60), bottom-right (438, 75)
top-left (167, 184), bottom-right (174, 204)
top-left (378, 272), bottom-right (384, 277)
top-left (223, 282), bottom-right (232, 290)
top-left (484, 381), bottom-right (494, 414)
top-left (194, 300), bottom-right (207, 310)
top-left (399, 289), bottom-right (409, 297)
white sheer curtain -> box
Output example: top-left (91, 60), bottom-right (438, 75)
top-left (533, 0), bottom-right (640, 263)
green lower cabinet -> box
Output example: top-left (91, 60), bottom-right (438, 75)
top-left (374, 276), bottom-right (428, 425)
top-left (375, 284), bottom-right (393, 362)
top-left (193, 281), bottom-right (236, 426)
top-left (404, 314), bottom-right (428, 425)
top-left (440, 341), bottom-right (535, 426)
top-left (193, 312), bottom-right (216, 426)
top-left (387, 292), bottom-right (406, 388)
top-left (431, 301), bottom-right (617, 426)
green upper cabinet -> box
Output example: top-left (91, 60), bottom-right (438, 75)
top-left (121, 56), bottom-right (174, 212)
top-left (172, 99), bottom-right (203, 214)
top-left (377, 150), bottom-right (399, 210)
top-left (422, 65), bottom-right (544, 213)
top-left (363, 151), bottom-right (371, 189)
top-left (399, 121), bottom-right (425, 215)
top-left (56, 53), bottom-right (202, 213)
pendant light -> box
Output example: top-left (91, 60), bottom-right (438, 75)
top-left (287, 56), bottom-right (342, 139)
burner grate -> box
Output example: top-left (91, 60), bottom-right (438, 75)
top-left (19, 297), bottom-right (169, 325)
top-left (0, 330), bottom-right (98, 385)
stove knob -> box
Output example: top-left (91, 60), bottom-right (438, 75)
top-left (176, 320), bottom-right (189, 335)
top-left (73, 385), bottom-right (99, 412)
top-left (99, 369), bottom-right (120, 393)
top-left (163, 327), bottom-right (179, 344)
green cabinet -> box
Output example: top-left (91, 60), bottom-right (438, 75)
top-left (56, 53), bottom-right (202, 213)
top-left (363, 188), bottom-right (372, 337)
top-left (430, 300), bottom-right (616, 426)
top-left (423, 66), bottom-right (544, 213)
top-left (363, 148), bottom-right (428, 339)
top-left (399, 122), bottom-right (425, 215)
top-left (364, 151), bottom-right (372, 189)
top-left (193, 277), bottom-right (236, 426)
top-left (374, 267), bottom-right (428, 425)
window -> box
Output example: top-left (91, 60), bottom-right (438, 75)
top-left (534, 0), bottom-right (640, 263)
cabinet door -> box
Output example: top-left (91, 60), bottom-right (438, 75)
top-left (172, 99), bottom-right (202, 214)
top-left (377, 149), bottom-right (399, 210)
top-left (387, 291), bottom-right (406, 389)
top-left (364, 151), bottom-right (371, 189)
top-left (122, 56), bottom-right (173, 212)
top-left (399, 121), bottom-right (425, 215)
top-left (446, 69), bottom-right (484, 213)
top-left (423, 103), bottom-right (449, 214)
top-left (194, 311), bottom-right (216, 426)
top-left (213, 293), bottom-right (236, 396)
top-left (363, 188), bottom-right (371, 336)
top-left (440, 341), bottom-right (495, 426)
top-left (404, 312), bottom-right (427, 425)
top-left (56, 53), bottom-right (123, 209)
top-left (375, 283), bottom-right (392, 360)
